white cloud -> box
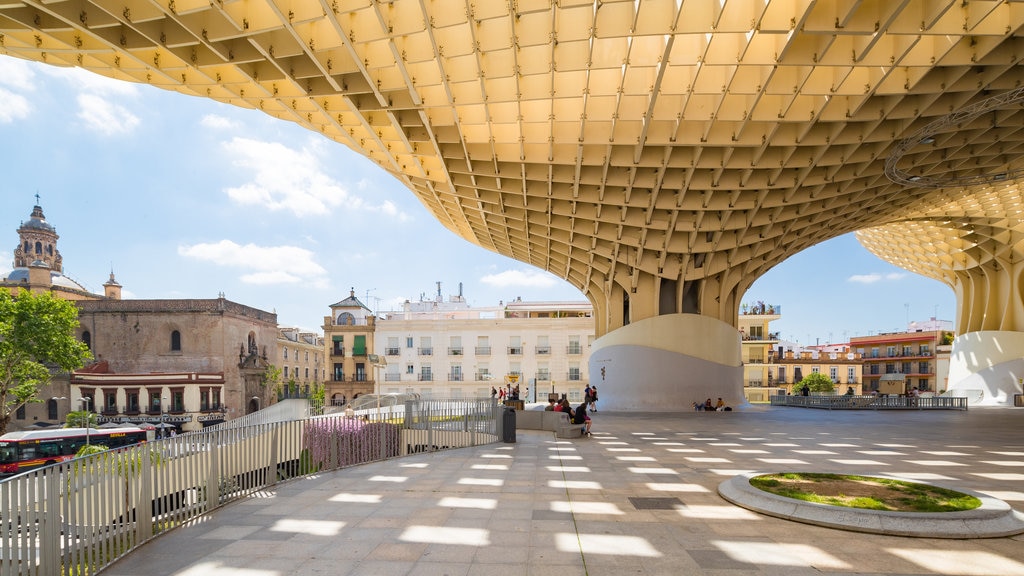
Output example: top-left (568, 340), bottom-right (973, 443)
top-left (76, 93), bottom-right (140, 136)
top-left (0, 88), bottom-right (32, 123)
top-left (0, 59), bottom-right (35, 122)
top-left (0, 58), bottom-right (37, 91)
top-left (200, 114), bottom-right (238, 129)
top-left (52, 66), bottom-right (140, 96)
top-left (848, 272), bottom-right (906, 284)
top-left (177, 240), bottom-right (328, 288)
top-left (480, 269), bottom-right (559, 288)
top-left (221, 137), bottom-right (412, 219)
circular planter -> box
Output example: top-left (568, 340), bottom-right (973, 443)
top-left (718, 472), bottom-right (1024, 538)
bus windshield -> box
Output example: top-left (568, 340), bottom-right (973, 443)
top-left (0, 444), bottom-right (18, 464)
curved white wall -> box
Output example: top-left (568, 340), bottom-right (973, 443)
top-left (589, 314), bottom-right (744, 411)
top-left (947, 331), bottom-right (1024, 406)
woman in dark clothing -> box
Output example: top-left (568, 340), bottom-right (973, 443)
top-left (572, 402), bottom-right (592, 436)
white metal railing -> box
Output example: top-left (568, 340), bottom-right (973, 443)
top-left (0, 398), bottom-right (499, 576)
top-left (770, 394), bottom-right (968, 410)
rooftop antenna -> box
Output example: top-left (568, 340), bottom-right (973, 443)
top-left (436, 281), bottom-right (442, 302)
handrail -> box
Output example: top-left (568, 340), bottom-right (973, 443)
top-left (770, 394), bottom-right (968, 411)
top-left (0, 398), bottom-right (500, 575)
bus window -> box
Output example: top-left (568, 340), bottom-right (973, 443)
top-left (0, 445), bottom-right (18, 463)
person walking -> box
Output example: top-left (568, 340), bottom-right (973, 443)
top-left (589, 385), bottom-right (598, 411)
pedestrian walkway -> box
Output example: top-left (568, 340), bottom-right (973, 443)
top-left (104, 406), bottom-right (1024, 576)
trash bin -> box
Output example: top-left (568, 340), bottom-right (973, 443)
top-left (1014, 394), bottom-right (1024, 407)
top-left (502, 407), bottom-right (516, 443)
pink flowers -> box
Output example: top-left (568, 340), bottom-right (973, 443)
top-left (302, 417), bottom-right (401, 470)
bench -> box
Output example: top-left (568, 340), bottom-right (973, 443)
top-left (515, 410), bottom-right (584, 438)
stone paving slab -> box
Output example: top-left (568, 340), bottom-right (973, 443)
top-left (103, 406), bottom-right (1024, 576)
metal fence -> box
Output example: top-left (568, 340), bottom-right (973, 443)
top-left (770, 394), bottom-right (969, 410)
top-left (0, 398), bottom-right (500, 576)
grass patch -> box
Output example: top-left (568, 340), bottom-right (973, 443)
top-left (749, 473), bottom-right (982, 512)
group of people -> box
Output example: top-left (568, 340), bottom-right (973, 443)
top-left (583, 384), bottom-right (599, 412)
top-left (491, 385), bottom-right (522, 402)
top-left (693, 397), bottom-right (731, 412)
top-left (545, 395), bottom-right (593, 436)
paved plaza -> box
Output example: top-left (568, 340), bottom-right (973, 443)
top-left (104, 406), bottom-right (1024, 576)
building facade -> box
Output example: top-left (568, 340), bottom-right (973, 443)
top-left (322, 290), bottom-right (377, 406)
top-left (773, 349), bottom-right (864, 395)
top-left (2, 201), bottom-right (280, 432)
top-left (850, 330), bottom-right (950, 394)
top-left (374, 290), bottom-right (594, 403)
top-left (738, 302), bottom-right (781, 398)
top-left (276, 328), bottom-right (325, 400)
top-left (73, 298), bottom-right (279, 431)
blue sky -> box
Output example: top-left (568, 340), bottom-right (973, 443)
top-left (0, 56), bottom-right (955, 343)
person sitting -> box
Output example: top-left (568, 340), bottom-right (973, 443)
top-left (545, 398), bottom-right (557, 411)
top-left (715, 397), bottom-right (725, 411)
top-left (704, 398), bottom-right (713, 411)
top-left (572, 401), bottom-right (592, 436)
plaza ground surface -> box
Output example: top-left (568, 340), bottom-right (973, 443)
top-left (104, 405), bottom-right (1024, 576)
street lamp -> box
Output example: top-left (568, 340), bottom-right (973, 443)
top-left (79, 397), bottom-right (93, 445)
top-left (161, 396), bottom-right (168, 439)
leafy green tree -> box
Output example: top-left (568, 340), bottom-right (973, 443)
top-left (0, 289), bottom-right (92, 435)
top-left (797, 372), bottom-right (835, 394)
top-left (65, 409), bottom-right (98, 428)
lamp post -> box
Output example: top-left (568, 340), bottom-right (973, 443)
top-left (161, 396), bottom-right (168, 439)
top-left (79, 397), bottom-right (93, 445)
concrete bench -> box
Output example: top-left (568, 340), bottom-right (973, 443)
top-left (515, 410), bottom-right (584, 438)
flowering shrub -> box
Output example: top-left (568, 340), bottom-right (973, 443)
top-left (302, 417), bottom-right (401, 470)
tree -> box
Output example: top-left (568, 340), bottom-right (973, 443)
top-left (0, 289), bottom-right (92, 435)
top-left (797, 372), bottom-right (835, 394)
top-left (66, 409), bottom-right (98, 428)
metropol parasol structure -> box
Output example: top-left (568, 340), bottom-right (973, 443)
top-left (2, 0), bottom-right (1023, 410)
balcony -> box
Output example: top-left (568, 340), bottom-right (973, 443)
top-left (449, 373), bottom-right (464, 381)
top-left (475, 346), bottom-right (491, 355)
top-left (535, 346), bottom-right (550, 355)
top-left (535, 372), bottom-right (550, 381)
top-left (567, 372), bottom-right (581, 381)
top-left (385, 374), bottom-right (402, 381)
top-left (507, 347), bottom-right (523, 355)
top-left (448, 347), bottom-right (463, 356)
top-left (385, 347), bottom-right (400, 356)
top-left (331, 348), bottom-right (345, 357)
top-left (418, 374), bottom-right (434, 382)
top-left (418, 347), bottom-right (433, 356)
top-left (566, 346), bottom-right (582, 355)
top-left (474, 372), bottom-right (492, 381)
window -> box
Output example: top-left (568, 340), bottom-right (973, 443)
top-left (82, 330), bottom-right (91, 349)
top-left (449, 336), bottom-right (462, 355)
top-left (104, 390), bottom-right (117, 413)
top-left (406, 337), bottom-right (414, 348)
top-left (284, 366), bottom-right (289, 378)
top-left (212, 388), bottom-right (221, 409)
top-left (902, 346), bottom-right (913, 356)
top-left (777, 367), bottom-right (786, 383)
top-left (918, 361), bottom-right (929, 373)
top-left (536, 335), bottom-right (550, 355)
top-left (170, 330), bottom-right (181, 352)
top-left (536, 362), bottom-right (550, 381)
top-left (387, 337), bottom-right (400, 355)
top-left (568, 364), bottom-right (581, 381)
top-left (355, 363), bottom-right (366, 381)
top-left (918, 378), bottom-right (929, 391)
top-left (450, 365), bottom-right (463, 381)
top-left (829, 366), bottom-right (837, 381)
top-left (15, 404), bottom-right (25, 420)
top-left (171, 390), bottom-right (185, 412)
top-left (568, 336), bottom-right (581, 355)
top-left (284, 347), bottom-right (289, 360)
top-left (305, 367), bottom-right (309, 379)
top-left (406, 364), bottom-right (414, 374)
top-left (353, 335), bottom-right (366, 355)
top-left (419, 365), bottom-right (432, 381)
top-left (476, 336), bottom-right (490, 355)
top-left (332, 335), bottom-right (344, 356)
top-left (333, 363), bottom-right (344, 382)
top-left (47, 398), bottom-right (59, 420)
top-left (508, 336), bottom-right (522, 355)
top-left (886, 346), bottom-right (897, 357)
top-left (919, 345), bottom-right (930, 355)
top-left (419, 336), bottom-right (432, 355)
top-left (847, 367), bottom-right (856, 383)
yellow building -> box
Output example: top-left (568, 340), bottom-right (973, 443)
top-left (775, 349), bottom-right (864, 396)
top-left (322, 290), bottom-right (378, 406)
top-left (738, 302), bottom-right (782, 403)
top-left (276, 328), bottom-right (325, 400)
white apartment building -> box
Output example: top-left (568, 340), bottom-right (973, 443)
top-left (374, 290), bottom-right (594, 403)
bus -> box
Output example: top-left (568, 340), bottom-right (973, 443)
top-left (0, 427), bottom-right (150, 477)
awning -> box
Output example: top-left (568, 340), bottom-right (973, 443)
top-left (332, 335), bottom-right (343, 342)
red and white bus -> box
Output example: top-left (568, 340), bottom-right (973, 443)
top-left (0, 427), bottom-right (149, 477)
